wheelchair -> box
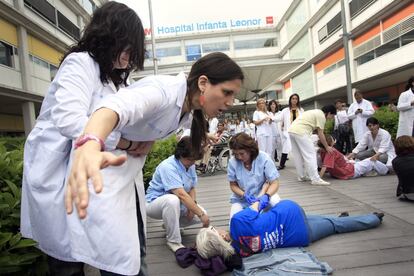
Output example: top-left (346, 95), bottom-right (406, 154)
top-left (199, 142), bottom-right (230, 176)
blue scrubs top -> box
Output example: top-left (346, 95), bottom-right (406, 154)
top-left (230, 200), bottom-right (309, 257)
top-left (227, 151), bottom-right (279, 206)
top-left (146, 155), bottom-right (197, 213)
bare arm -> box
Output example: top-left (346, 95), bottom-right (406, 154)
top-left (171, 187), bottom-right (209, 227)
top-left (317, 128), bottom-right (333, 153)
top-left (319, 166), bottom-right (327, 178)
top-left (259, 179), bottom-right (279, 197)
top-left (230, 181), bottom-right (245, 197)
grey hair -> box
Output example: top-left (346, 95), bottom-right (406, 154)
top-left (196, 227), bottom-right (235, 259)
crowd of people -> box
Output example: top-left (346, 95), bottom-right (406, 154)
top-left (18, 2), bottom-right (414, 275)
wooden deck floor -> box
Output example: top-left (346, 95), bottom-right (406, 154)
top-left (145, 164), bottom-right (414, 276)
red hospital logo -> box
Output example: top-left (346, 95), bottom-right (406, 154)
top-left (266, 16), bottom-right (273, 25)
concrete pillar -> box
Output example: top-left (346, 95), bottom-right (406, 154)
top-left (17, 26), bottom-right (32, 91)
top-left (22, 102), bottom-right (36, 136)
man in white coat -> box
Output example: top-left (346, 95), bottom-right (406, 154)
top-left (347, 90), bottom-right (375, 144)
top-left (396, 76), bottom-right (414, 138)
top-left (347, 117), bottom-right (396, 168)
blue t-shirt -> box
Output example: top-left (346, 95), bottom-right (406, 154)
top-left (227, 151), bottom-right (279, 205)
top-left (230, 200), bottom-right (309, 257)
top-left (145, 155), bottom-right (197, 213)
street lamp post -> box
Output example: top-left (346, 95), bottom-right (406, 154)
top-left (340, 0), bottom-right (353, 105)
top-left (148, 0), bottom-right (158, 75)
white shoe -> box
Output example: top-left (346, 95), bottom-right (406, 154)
top-left (311, 179), bottom-right (330, 186)
top-left (166, 241), bottom-right (185, 252)
top-left (298, 176), bottom-right (311, 182)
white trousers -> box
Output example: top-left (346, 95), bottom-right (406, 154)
top-left (289, 133), bottom-right (321, 181)
top-left (271, 134), bottom-right (282, 160)
top-left (229, 193), bottom-right (281, 219)
top-left (353, 158), bottom-right (389, 178)
top-left (256, 135), bottom-right (273, 158)
top-left (146, 194), bottom-right (206, 243)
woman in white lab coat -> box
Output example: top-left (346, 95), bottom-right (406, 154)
top-left (64, 52), bottom-right (244, 275)
top-left (396, 76), bottom-right (414, 138)
top-left (278, 93), bottom-right (303, 169)
top-left (253, 98), bottom-right (273, 157)
top-left (20, 2), bottom-right (147, 275)
top-left (267, 99), bottom-right (282, 162)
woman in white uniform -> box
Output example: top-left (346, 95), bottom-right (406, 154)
top-left (268, 100), bottom-right (282, 162)
top-left (20, 2), bottom-right (147, 274)
top-left (278, 93), bottom-right (304, 169)
top-left (64, 52), bottom-right (244, 275)
top-left (253, 98), bottom-right (273, 157)
top-left (396, 76), bottom-right (414, 138)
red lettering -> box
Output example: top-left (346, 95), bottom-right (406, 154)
top-left (144, 28), bottom-right (152, 35)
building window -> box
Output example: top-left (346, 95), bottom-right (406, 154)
top-left (186, 45), bottom-right (201, 61)
top-left (318, 12), bottom-right (342, 43)
top-left (57, 11), bottom-right (80, 40)
top-left (349, 0), bottom-right (376, 18)
top-left (0, 42), bottom-right (13, 67)
top-left (401, 29), bottom-right (414, 46)
top-left (24, 0), bottom-right (56, 24)
top-left (50, 64), bottom-right (58, 81)
top-left (234, 38), bottom-right (274, 50)
top-left (202, 41), bottom-right (229, 53)
top-left (375, 38), bottom-right (399, 58)
top-left (355, 50), bottom-right (375, 65)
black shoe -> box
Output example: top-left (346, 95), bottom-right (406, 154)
top-left (373, 212), bottom-right (384, 222)
top-left (277, 165), bottom-right (285, 170)
top-left (275, 158), bottom-right (279, 162)
top-left (338, 212), bottom-right (349, 217)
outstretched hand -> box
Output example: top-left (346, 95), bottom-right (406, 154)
top-left (65, 142), bottom-right (127, 219)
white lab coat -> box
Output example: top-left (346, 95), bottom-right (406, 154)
top-left (21, 52), bottom-right (121, 261)
top-left (269, 111), bottom-right (282, 159)
top-left (279, 107), bottom-right (304, 154)
top-left (347, 99), bottom-right (375, 143)
top-left (396, 88), bottom-right (414, 137)
top-left (352, 128), bottom-right (396, 167)
top-left (67, 73), bottom-right (192, 275)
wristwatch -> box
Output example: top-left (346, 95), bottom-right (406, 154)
top-left (74, 134), bottom-right (105, 151)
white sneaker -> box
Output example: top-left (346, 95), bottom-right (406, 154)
top-left (166, 241), bottom-right (185, 252)
top-left (311, 179), bottom-right (330, 186)
top-left (298, 176), bottom-right (311, 182)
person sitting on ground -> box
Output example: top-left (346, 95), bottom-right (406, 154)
top-left (392, 135), bottom-right (414, 201)
top-left (347, 117), bottom-right (396, 168)
top-left (319, 135), bottom-right (388, 180)
top-left (196, 199), bottom-right (384, 258)
top-left (227, 133), bottom-right (280, 218)
top-left (146, 137), bottom-right (210, 252)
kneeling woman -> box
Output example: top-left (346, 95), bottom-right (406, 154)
top-left (146, 137), bottom-right (210, 252)
top-left (196, 200), bottom-right (383, 258)
top-left (227, 133), bottom-right (281, 218)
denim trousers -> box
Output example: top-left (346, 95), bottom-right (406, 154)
top-left (305, 213), bottom-right (381, 242)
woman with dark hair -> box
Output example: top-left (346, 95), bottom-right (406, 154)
top-left (392, 135), bottom-right (414, 201)
top-left (146, 137), bottom-right (209, 253)
top-left (227, 133), bottom-right (280, 218)
top-left (396, 76), bottom-right (414, 137)
top-left (20, 2), bottom-right (147, 274)
top-left (64, 52), bottom-right (244, 275)
top-left (268, 100), bottom-right (282, 162)
top-left (278, 93), bottom-right (304, 169)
